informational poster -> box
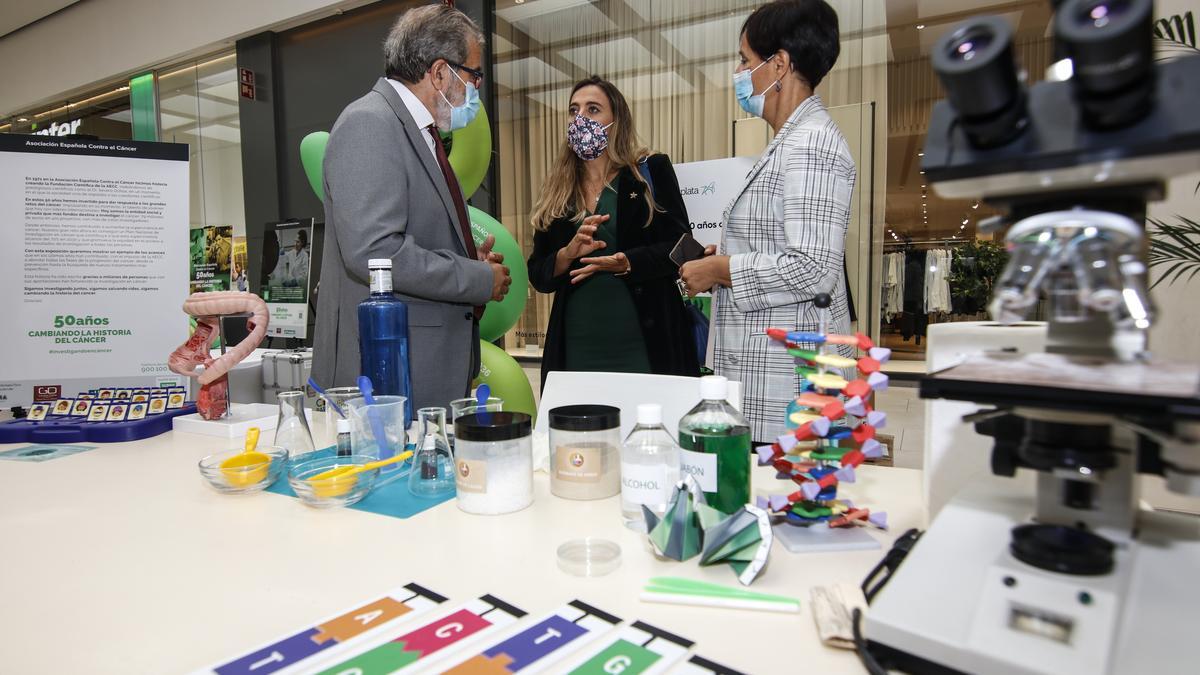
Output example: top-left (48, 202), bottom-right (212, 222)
top-left (189, 225), bottom-right (233, 293)
top-left (672, 156), bottom-right (758, 250)
top-left (231, 236), bottom-right (248, 292)
top-left (261, 218), bottom-right (314, 339)
top-left (0, 134), bottom-right (189, 406)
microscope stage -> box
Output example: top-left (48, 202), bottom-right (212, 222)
top-left (921, 352), bottom-right (1200, 417)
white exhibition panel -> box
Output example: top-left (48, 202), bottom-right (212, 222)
top-left (0, 135), bottom-right (190, 405)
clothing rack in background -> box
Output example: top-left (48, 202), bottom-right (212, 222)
top-left (883, 237), bottom-right (968, 249)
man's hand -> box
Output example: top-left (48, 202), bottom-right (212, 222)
top-left (490, 260), bottom-right (511, 302)
top-left (478, 234), bottom-right (504, 264)
top-left (679, 254), bottom-right (731, 298)
top-left (571, 252), bottom-right (631, 284)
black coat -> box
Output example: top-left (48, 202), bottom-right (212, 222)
top-left (527, 153), bottom-right (701, 390)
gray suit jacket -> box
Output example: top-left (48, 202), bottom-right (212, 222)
top-left (312, 78), bottom-right (493, 412)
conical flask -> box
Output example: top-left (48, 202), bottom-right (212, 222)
top-left (274, 390), bottom-right (315, 460)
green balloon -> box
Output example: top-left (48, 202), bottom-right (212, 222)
top-left (300, 131), bottom-right (330, 202)
top-left (449, 105), bottom-right (491, 200)
top-left (474, 340), bottom-right (537, 421)
top-left (468, 206), bottom-right (527, 341)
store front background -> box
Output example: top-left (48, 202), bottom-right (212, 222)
top-left (1, 0), bottom-right (1197, 362)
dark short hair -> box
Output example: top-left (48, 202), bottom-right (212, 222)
top-left (742, 0), bottom-right (840, 89)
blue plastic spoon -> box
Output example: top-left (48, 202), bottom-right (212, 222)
top-left (476, 383), bottom-right (492, 423)
top-left (307, 377), bottom-right (345, 418)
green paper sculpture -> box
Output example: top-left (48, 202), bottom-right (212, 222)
top-left (469, 207), bottom-right (527, 341)
top-left (473, 339), bottom-right (537, 421)
top-left (644, 477), bottom-right (773, 585)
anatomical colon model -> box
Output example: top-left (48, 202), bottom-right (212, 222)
top-left (168, 291), bottom-right (269, 419)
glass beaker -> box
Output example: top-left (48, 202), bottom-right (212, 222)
top-left (449, 397), bottom-right (503, 449)
top-left (346, 395), bottom-right (409, 481)
top-left (409, 407), bottom-right (455, 498)
top-left (317, 386), bottom-right (361, 449)
top-left (274, 391), bottom-right (315, 461)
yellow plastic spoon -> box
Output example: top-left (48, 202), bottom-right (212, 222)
top-left (307, 450), bottom-right (414, 498)
top-left (219, 427), bottom-right (270, 487)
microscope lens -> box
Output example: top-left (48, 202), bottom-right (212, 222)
top-left (1055, 0), bottom-right (1155, 129)
top-left (931, 16), bottom-right (1029, 148)
top-left (1071, 237), bottom-right (1123, 311)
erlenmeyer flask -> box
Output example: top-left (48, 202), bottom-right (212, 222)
top-left (408, 407), bottom-right (454, 497)
top-left (275, 390), bottom-right (315, 460)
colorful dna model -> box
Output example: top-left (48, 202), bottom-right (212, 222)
top-left (755, 294), bottom-right (891, 531)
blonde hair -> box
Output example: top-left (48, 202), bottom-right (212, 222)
top-left (531, 76), bottom-right (659, 231)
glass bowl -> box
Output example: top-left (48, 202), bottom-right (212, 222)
top-left (287, 453), bottom-right (380, 508)
top-left (198, 445), bottom-right (289, 494)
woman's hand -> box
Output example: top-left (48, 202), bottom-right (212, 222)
top-left (562, 214), bottom-right (608, 259)
top-left (571, 252), bottom-right (630, 284)
top-left (679, 253), bottom-right (731, 297)
top-left (554, 214), bottom-right (609, 276)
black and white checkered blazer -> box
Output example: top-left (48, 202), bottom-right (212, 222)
top-left (712, 95), bottom-right (857, 443)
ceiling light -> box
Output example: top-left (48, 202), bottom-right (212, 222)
top-left (17, 117), bottom-right (28, 122)
top-left (920, 170), bottom-right (926, 174)
top-left (918, 152), bottom-right (924, 157)
top-left (917, 24), bottom-right (926, 30)
top-left (962, 218), bottom-right (969, 225)
top-left (972, 201), bottom-right (980, 209)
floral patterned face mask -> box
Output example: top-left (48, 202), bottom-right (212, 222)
top-left (566, 113), bottom-right (614, 161)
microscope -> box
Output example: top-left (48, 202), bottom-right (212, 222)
top-left (863, 1), bottom-right (1200, 673)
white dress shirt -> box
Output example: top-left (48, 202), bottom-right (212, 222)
top-left (386, 78), bottom-right (439, 161)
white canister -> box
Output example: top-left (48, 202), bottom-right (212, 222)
top-left (453, 411), bottom-right (533, 515)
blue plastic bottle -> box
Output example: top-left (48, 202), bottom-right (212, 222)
top-left (358, 258), bottom-right (413, 426)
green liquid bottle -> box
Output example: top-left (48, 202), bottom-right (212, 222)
top-left (678, 376), bottom-right (752, 514)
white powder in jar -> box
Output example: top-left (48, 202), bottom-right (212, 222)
top-left (455, 438), bottom-right (533, 515)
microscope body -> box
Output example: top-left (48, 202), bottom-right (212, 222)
top-left (864, 2), bottom-right (1200, 673)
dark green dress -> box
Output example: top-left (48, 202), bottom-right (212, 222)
top-left (563, 184), bottom-right (652, 372)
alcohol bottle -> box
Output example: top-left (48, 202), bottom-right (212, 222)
top-left (678, 376), bottom-right (752, 514)
top-left (620, 404), bottom-right (681, 532)
top-left (357, 259), bottom-right (413, 426)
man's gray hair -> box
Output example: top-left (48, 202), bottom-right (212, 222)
top-left (384, 4), bottom-right (485, 83)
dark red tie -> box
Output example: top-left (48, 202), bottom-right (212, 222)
top-left (426, 126), bottom-right (484, 319)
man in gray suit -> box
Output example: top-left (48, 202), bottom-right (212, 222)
top-left (312, 4), bottom-right (510, 411)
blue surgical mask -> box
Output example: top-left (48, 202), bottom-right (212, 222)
top-left (733, 58), bottom-right (780, 118)
top-left (439, 65), bottom-right (481, 131)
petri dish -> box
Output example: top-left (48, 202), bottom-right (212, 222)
top-left (557, 538), bottom-right (622, 577)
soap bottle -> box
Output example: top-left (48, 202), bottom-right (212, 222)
top-left (678, 376), bottom-right (752, 514)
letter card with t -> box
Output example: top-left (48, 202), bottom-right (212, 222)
top-left (438, 600), bottom-right (622, 674)
top-left (312, 594), bottom-right (527, 675)
top-left (556, 620), bottom-right (694, 675)
top-left (197, 582), bottom-right (447, 675)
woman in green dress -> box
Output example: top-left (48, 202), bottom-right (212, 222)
top-left (527, 76), bottom-right (699, 389)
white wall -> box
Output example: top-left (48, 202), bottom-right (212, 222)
top-left (0, 0), bottom-right (378, 117)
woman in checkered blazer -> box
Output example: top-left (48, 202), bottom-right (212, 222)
top-left (681, 0), bottom-right (855, 443)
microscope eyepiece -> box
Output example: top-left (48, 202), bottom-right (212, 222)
top-left (1055, 0), bottom-right (1155, 129)
top-left (932, 16), bottom-right (1029, 149)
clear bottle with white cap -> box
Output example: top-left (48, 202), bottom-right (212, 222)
top-left (619, 404), bottom-right (680, 531)
top-left (678, 375), bottom-right (752, 514)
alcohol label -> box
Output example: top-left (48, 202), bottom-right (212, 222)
top-left (555, 444), bottom-right (604, 484)
top-left (679, 449), bottom-right (717, 493)
top-left (620, 463), bottom-right (670, 507)
top-left (456, 458), bottom-right (487, 494)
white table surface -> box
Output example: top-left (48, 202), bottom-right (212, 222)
top-left (0, 423), bottom-right (925, 674)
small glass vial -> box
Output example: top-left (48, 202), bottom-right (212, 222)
top-left (620, 404), bottom-right (680, 532)
top-left (549, 405), bottom-right (621, 500)
top-left (335, 417), bottom-right (352, 457)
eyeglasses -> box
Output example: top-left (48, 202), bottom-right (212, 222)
top-left (447, 61), bottom-right (484, 88)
